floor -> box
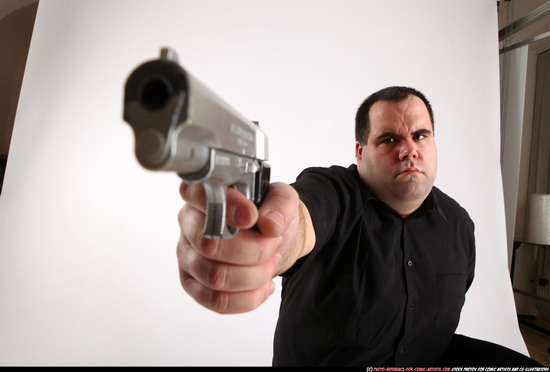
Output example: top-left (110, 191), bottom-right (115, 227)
top-left (519, 321), bottom-right (550, 366)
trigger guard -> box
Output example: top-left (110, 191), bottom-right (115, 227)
top-left (202, 181), bottom-right (238, 239)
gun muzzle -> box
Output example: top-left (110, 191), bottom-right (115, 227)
top-left (123, 54), bottom-right (193, 170)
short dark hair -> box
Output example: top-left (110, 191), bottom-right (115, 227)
top-left (355, 86), bottom-right (434, 146)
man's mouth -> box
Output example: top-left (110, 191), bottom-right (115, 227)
top-left (397, 167), bottom-right (421, 177)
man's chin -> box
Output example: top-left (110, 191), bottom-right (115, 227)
top-left (393, 181), bottom-right (433, 201)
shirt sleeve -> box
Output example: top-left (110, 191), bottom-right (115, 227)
top-left (291, 165), bottom-right (365, 253)
top-left (291, 168), bottom-right (339, 249)
top-left (466, 219), bottom-right (476, 292)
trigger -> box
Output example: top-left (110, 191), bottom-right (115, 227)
top-left (202, 181), bottom-right (238, 239)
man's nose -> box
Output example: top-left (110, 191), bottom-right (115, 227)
top-left (399, 141), bottom-right (419, 160)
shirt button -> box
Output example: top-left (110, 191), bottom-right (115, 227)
top-left (407, 260), bottom-right (413, 267)
top-left (408, 305), bottom-right (415, 311)
top-left (400, 348), bottom-right (406, 354)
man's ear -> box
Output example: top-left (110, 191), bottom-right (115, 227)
top-left (355, 141), bottom-right (363, 161)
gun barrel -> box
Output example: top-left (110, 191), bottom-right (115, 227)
top-left (140, 77), bottom-right (172, 110)
top-left (123, 53), bottom-right (268, 179)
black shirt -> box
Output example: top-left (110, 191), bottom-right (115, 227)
top-left (272, 165), bottom-right (475, 366)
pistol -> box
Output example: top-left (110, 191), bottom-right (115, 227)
top-left (123, 48), bottom-right (270, 239)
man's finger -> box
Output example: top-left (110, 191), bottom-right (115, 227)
top-left (180, 183), bottom-right (206, 212)
top-left (257, 182), bottom-right (300, 237)
top-left (179, 271), bottom-right (276, 314)
top-left (179, 247), bottom-right (281, 292)
top-left (180, 182), bottom-right (258, 229)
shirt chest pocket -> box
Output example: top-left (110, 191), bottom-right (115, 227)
top-left (435, 274), bottom-right (467, 331)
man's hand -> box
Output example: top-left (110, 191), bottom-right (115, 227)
top-left (177, 182), bottom-right (303, 314)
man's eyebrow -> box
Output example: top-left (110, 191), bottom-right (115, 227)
top-left (375, 128), bottom-right (432, 141)
top-left (375, 132), bottom-right (399, 140)
top-left (414, 128), bottom-right (433, 136)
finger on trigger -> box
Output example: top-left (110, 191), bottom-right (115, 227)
top-left (225, 187), bottom-right (258, 229)
top-left (180, 182), bottom-right (207, 212)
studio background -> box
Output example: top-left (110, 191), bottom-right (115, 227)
top-left (0, 0), bottom-right (525, 365)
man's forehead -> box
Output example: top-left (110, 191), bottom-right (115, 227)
top-left (369, 97), bottom-right (432, 132)
top-left (370, 96), bottom-right (429, 117)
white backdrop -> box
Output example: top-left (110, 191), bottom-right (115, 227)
top-left (0, 0), bottom-right (527, 366)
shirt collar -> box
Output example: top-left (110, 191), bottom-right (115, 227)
top-left (414, 187), bottom-right (448, 222)
top-left (429, 186), bottom-right (448, 222)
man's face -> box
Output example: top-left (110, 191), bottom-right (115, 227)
top-left (355, 95), bottom-right (437, 216)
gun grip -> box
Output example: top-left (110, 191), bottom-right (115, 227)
top-left (201, 162), bottom-right (270, 239)
top-left (202, 181), bottom-right (238, 239)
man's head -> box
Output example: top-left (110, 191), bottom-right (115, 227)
top-left (355, 86), bottom-right (434, 146)
top-left (354, 86), bottom-right (437, 217)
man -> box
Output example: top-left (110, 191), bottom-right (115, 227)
top-left (177, 87), bottom-right (540, 366)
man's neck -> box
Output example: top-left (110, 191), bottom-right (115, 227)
top-left (393, 200), bottom-right (424, 218)
top-left (376, 189), bottom-right (433, 219)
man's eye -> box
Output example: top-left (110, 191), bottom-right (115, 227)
top-left (382, 138), bottom-right (395, 144)
top-left (416, 134), bottom-right (425, 140)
